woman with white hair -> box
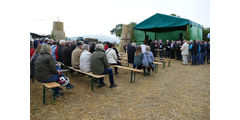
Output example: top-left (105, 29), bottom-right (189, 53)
top-left (34, 44), bottom-right (75, 97)
top-left (80, 44), bottom-right (92, 72)
top-left (142, 46), bottom-right (155, 76)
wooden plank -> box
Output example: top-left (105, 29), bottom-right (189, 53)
top-left (67, 66), bottom-right (105, 78)
top-left (153, 62), bottom-right (163, 65)
top-left (43, 82), bottom-right (61, 89)
top-left (112, 65), bottom-right (143, 73)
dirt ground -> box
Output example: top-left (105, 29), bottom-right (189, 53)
top-left (30, 60), bottom-right (210, 120)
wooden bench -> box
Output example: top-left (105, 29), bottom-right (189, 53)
top-left (152, 62), bottom-right (163, 73)
top-left (155, 58), bottom-right (171, 69)
top-left (67, 66), bottom-right (105, 91)
top-left (42, 82), bottom-right (61, 104)
top-left (111, 65), bottom-right (143, 83)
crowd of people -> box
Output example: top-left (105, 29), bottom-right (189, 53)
top-left (125, 39), bottom-right (210, 67)
top-left (30, 38), bottom-right (118, 97)
top-left (30, 38), bottom-right (210, 97)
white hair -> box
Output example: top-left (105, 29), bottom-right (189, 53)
top-left (82, 44), bottom-right (89, 50)
top-left (59, 40), bottom-right (65, 45)
top-left (131, 42), bottom-right (136, 47)
top-left (95, 44), bottom-right (104, 50)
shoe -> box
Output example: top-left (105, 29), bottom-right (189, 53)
top-left (54, 93), bottom-right (63, 97)
top-left (98, 83), bottom-right (106, 88)
top-left (55, 87), bottom-right (62, 91)
top-left (109, 84), bottom-right (117, 88)
top-left (66, 83), bottom-right (75, 90)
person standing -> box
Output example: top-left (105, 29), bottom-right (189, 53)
top-left (207, 42), bottom-right (210, 64)
top-left (164, 40), bottom-right (171, 58)
top-left (170, 40), bottom-right (176, 59)
top-left (127, 42), bottom-right (136, 64)
top-left (181, 40), bottom-right (189, 65)
top-left (176, 41), bottom-right (182, 60)
top-left (200, 41), bottom-right (206, 65)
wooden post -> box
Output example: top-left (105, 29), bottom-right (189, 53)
top-left (155, 32), bottom-right (156, 40)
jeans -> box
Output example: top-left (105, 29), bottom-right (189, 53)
top-left (101, 68), bottom-right (115, 85)
top-left (192, 54), bottom-right (197, 65)
top-left (196, 53), bottom-right (201, 65)
top-left (133, 64), bottom-right (142, 69)
top-left (201, 52), bottom-right (205, 64)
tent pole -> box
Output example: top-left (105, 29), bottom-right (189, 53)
top-left (155, 32), bottom-right (156, 40)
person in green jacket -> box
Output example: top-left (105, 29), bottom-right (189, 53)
top-left (90, 44), bottom-right (117, 88)
top-left (34, 44), bottom-right (75, 97)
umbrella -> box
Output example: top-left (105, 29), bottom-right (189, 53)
top-left (207, 33), bottom-right (210, 39)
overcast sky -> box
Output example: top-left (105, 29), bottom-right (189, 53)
top-left (30, 0), bottom-right (210, 37)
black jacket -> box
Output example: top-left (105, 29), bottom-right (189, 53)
top-left (57, 45), bottom-right (63, 62)
top-left (192, 43), bottom-right (199, 55)
top-left (61, 46), bottom-right (72, 66)
top-left (127, 46), bottom-right (136, 64)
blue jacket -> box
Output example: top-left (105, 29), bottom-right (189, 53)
top-left (51, 45), bottom-right (57, 60)
top-left (142, 51), bottom-right (154, 67)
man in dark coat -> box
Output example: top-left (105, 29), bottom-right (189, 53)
top-left (200, 41), bottom-right (206, 64)
top-left (61, 41), bottom-right (73, 66)
top-left (57, 40), bottom-right (65, 62)
top-left (176, 41), bottom-right (182, 60)
top-left (150, 40), bottom-right (157, 57)
top-left (127, 43), bottom-right (136, 64)
top-left (164, 40), bottom-right (171, 58)
top-left (191, 40), bottom-right (199, 65)
top-left (170, 40), bottom-right (176, 59)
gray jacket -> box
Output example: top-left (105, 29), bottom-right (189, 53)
top-left (90, 48), bottom-right (108, 75)
top-left (34, 53), bottom-right (58, 82)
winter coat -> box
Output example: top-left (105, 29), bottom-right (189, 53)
top-left (30, 53), bottom-right (39, 77)
top-left (57, 45), bottom-right (63, 62)
top-left (61, 46), bottom-right (72, 66)
top-left (71, 47), bottom-right (82, 68)
top-left (34, 53), bottom-right (58, 82)
top-left (142, 51), bottom-right (154, 67)
top-left (51, 45), bottom-right (57, 60)
top-left (90, 48), bottom-right (109, 75)
top-left (106, 48), bottom-right (118, 64)
top-left (127, 46), bottom-right (136, 64)
top-left (134, 53), bottom-right (143, 66)
top-left (80, 50), bottom-right (91, 72)
top-left (181, 42), bottom-right (189, 55)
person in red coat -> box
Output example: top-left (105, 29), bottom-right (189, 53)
top-left (104, 42), bottom-right (109, 51)
top-left (30, 42), bottom-right (35, 59)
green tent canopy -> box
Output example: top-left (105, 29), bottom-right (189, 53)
top-left (133, 13), bottom-right (203, 43)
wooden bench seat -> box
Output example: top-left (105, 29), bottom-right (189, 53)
top-left (111, 65), bottom-right (143, 83)
top-left (66, 66), bottom-right (105, 91)
top-left (42, 82), bottom-right (61, 104)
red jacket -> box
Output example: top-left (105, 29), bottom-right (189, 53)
top-left (104, 44), bottom-right (108, 50)
top-left (55, 46), bottom-right (59, 60)
top-left (30, 48), bottom-right (35, 59)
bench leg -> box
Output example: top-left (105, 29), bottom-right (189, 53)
top-left (156, 64), bottom-right (158, 72)
top-left (43, 85), bottom-right (46, 104)
top-left (163, 62), bottom-right (165, 69)
top-left (32, 77), bottom-right (34, 83)
top-left (143, 67), bottom-right (146, 76)
top-left (91, 77), bottom-right (94, 91)
top-left (134, 72), bottom-right (136, 82)
top-left (52, 89), bottom-right (56, 103)
top-left (130, 71), bottom-right (133, 83)
top-left (168, 61), bottom-right (171, 67)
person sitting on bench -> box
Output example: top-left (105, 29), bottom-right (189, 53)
top-left (34, 44), bottom-right (75, 97)
top-left (106, 43), bottom-right (120, 74)
top-left (133, 46), bottom-right (143, 69)
top-left (90, 44), bottom-right (117, 88)
top-left (80, 44), bottom-right (92, 72)
top-left (142, 46), bottom-right (154, 76)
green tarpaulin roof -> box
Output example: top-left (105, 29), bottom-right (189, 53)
top-left (134, 13), bottom-right (203, 32)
